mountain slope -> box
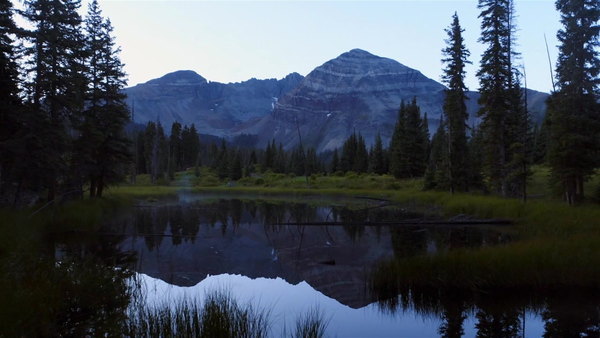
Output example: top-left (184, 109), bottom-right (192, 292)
top-left (242, 49), bottom-right (448, 151)
top-left (125, 70), bottom-right (303, 135)
top-left (125, 50), bottom-right (548, 150)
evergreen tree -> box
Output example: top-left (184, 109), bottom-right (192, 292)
top-left (290, 146), bottom-right (305, 176)
top-left (389, 101), bottom-right (407, 178)
top-left (532, 121), bottom-right (548, 164)
top-left (547, 0), bottom-right (600, 204)
top-left (79, 0), bottom-right (130, 197)
top-left (229, 150), bottom-right (242, 181)
top-left (217, 139), bottom-right (229, 180)
top-left (330, 149), bottom-right (340, 173)
top-left (305, 148), bottom-right (319, 176)
top-left (274, 143), bottom-right (287, 173)
top-left (441, 13), bottom-right (471, 193)
top-left (389, 98), bottom-right (428, 178)
top-left (263, 139), bottom-right (275, 171)
top-left (468, 123), bottom-right (486, 190)
top-left (505, 72), bottom-right (533, 200)
top-left (340, 132), bottom-right (357, 173)
top-left (425, 118), bottom-right (450, 190)
top-left (22, 0), bottom-right (86, 200)
top-left (170, 122), bottom-right (183, 171)
top-left (476, 0), bottom-right (514, 195)
top-left (353, 134), bottom-right (369, 173)
top-left (181, 124), bottom-right (200, 168)
top-left (0, 0), bottom-right (23, 202)
top-left (370, 133), bottom-right (386, 175)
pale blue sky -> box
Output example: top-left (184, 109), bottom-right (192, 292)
top-left (96, 0), bottom-right (560, 92)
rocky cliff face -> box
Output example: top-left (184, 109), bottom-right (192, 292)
top-left (242, 49), bottom-right (448, 151)
top-left (125, 70), bottom-right (303, 135)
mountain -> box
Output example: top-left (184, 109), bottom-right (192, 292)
top-left (242, 49), bottom-right (449, 151)
top-left (125, 49), bottom-right (549, 151)
top-left (125, 70), bottom-right (304, 136)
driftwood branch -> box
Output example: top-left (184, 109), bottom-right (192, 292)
top-left (271, 219), bottom-right (512, 227)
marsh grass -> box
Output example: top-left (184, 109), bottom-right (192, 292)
top-left (125, 290), bottom-right (332, 338)
top-left (126, 292), bottom-right (270, 337)
top-left (291, 307), bottom-right (329, 338)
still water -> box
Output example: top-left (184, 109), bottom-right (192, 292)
top-left (2, 194), bottom-right (598, 336)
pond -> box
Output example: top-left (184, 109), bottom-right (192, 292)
top-left (2, 194), bottom-right (598, 336)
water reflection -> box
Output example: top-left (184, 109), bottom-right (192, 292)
top-left (0, 231), bottom-right (136, 336)
top-left (113, 197), bottom-right (511, 309)
top-left (1, 195), bottom-right (598, 337)
top-left (370, 266), bottom-right (600, 338)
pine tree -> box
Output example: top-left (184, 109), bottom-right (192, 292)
top-left (505, 72), bottom-right (533, 200)
top-left (229, 150), bottom-right (242, 181)
top-left (441, 13), bottom-right (471, 193)
top-left (353, 134), bottom-right (369, 173)
top-left (389, 101), bottom-right (407, 178)
top-left (476, 0), bottom-right (513, 195)
top-left (305, 148), bottom-right (319, 176)
top-left (263, 139), bottom-right (275, 171)
top-left (217, 139), bottom-right (229, 180)
top-left (547, 0), bottom-right (600, 204)
top-left (79, 0), bottom-right (130, 197)
top-left (22, 0), bottom-right (86, 200)
top-left (389, 98), bottom-right (428, 178)
top-left (274, 143), bottom-right (287, 173)
top-left (170, 122), bottom-right (183, 171)
top-left (424, 118), bottom-right (450, 190)
top-left (330, 149), bottom-right (340, 173)
top-left (370, 133), bottom-right (386, 175)
top-left (290, 146), bottom-right (305, 176)
top-left (340, 132), bottom-right (357, 173)
top-left (0, 0), bottom-right (22, 202)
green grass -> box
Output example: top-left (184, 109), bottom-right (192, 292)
top-left (126, 290), bottom-right (329, 338)
top-left (126, 290), bottom-right (270, 338)
top-left (291, 307), bottom-right (329, 338)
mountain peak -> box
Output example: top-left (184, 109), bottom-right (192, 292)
top-left (147, 70), bottom-right (207, 85)
top-left (342, 48), bottom-right (377, 58)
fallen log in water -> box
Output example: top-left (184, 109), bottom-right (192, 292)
top-left (271, 219), bottom-right (512, 227)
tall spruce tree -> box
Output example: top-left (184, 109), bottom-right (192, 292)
top-left (425, 117), bottom-right (450, 190)
top-left (330, 149), bottom-right (340, 173)
top-left (0, 0), bottom-right (22, 202)
top-left (441, 13), bottom-right (471, 193)
top-left (389, 98), bottom-right (428, 178)
top-left (547, 0), bottom-right (600, 204)
top-left (476, 0), bottom-right (512, 195)
top-left (169, 121), bottom-right (183, 171)
top-left (389, 101), bottom-right (407, 178)
top-left (80, 0), bottom-right (130, 197)
top-left (369, 133), bottom-right (386, 175)
top-left (22, 0), bottom-right (85, 201)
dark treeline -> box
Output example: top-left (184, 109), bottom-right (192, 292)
top-left (130, 120), bottom-right (328, 182)
top-left (0, 0), bottom-right (130, 204)
top-left (427, 0), bottom-right (599, 205)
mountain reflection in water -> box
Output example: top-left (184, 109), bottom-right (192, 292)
top-left (112, 197), bottom-right (511, 309)
top-left (2, 195), bottom-right (597, 337)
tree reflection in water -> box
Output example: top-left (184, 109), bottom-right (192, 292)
top-left (370, 263), bottom-right (600, 337)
